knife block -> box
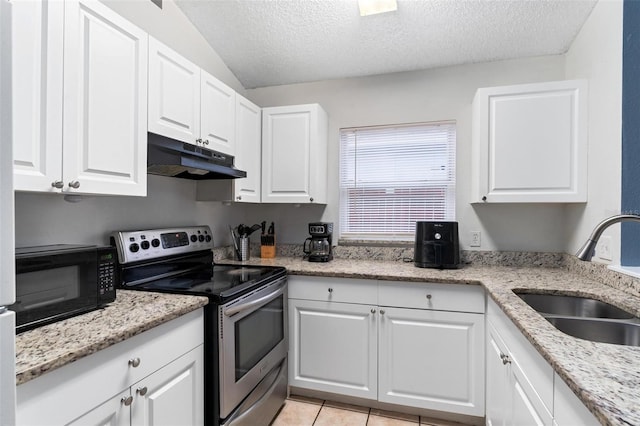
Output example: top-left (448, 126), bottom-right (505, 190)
top-left (260, 235), bottom-right (276, 258)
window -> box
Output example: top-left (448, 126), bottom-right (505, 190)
top-left (339, 121), bottom-right (456, 242)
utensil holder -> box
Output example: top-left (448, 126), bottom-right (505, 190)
top-left (237, 237), bottom-right (250, 261)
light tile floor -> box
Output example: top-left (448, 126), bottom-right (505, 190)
top-left (271, 396), bottom-right (473, 426)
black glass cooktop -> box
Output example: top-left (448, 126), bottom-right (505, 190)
top-left (118, 251), bottom-right (286, 303)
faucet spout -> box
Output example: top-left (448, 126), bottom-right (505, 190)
top-left (576, 214), bottom-right (640, 261)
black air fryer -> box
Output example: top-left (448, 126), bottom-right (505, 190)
top-left (414, 221), bottom-right (460, 269)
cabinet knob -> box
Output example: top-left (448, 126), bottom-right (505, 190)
top-left (121, 395), bottom-right (133, 406)
top-left (51, 180), bottom-right (64, 189)
top-left (426, 294), bottom-right (432, 300)
top-left (203, 139), bottom-right (210, 145)
top-left (136, 387), bottom-right (148, 396)
top-left (380, 309), bottom-right (385, 315)
top-left (237, 196), bottom-right (242, 201)
top-left (310, 197), bottom-right (314, 202)
top-left (371, 308), bottom-right (376, 314)
top-left (68, 180), bottom-right (80, 189)
top-left (128, 357), bottom-right (141, 368)
top-left (328, 288), bottom-right (333, 293)
top-left (196, 138), bottom-right (203, 145)
top-left (482, 196), bottom-right (487, 202)
top-left (500, 353), bottom-right (511, 365)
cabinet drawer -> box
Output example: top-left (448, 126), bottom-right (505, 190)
top-left (288, 275), bottom-right (377, 305)
top-left (378, 281), bottom-right (485, 313)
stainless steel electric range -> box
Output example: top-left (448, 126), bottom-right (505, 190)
top-left (111, 226), bottom-right (288, 426)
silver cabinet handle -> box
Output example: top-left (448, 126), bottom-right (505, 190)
top-left (203, 139), bottom-right (209, 145)
top-left (426, 294), bottom-right (432, 300)
top-left (196, 138), bottom-right (202, 145)
top-left (128, 357), bottom-right (140, 368)
top-left (121, 395), bottom-right (133, 406)
top-left (500, 353), bottom-right (511, 365)
top-left (136, 387), bottom-right (148, 396)
top-left (237, 196), bottom-right (242, 200)
top-left (371, 308), bottom-right (376, 314)
top-left (51, 181), bottom-right (64, 189)
top-left (380, 309), bottom-right (385, 315)
top-left (310, 197), bottom-right (314, 202)
top-left (68, 181), bottom-right (80, 189)
top-left (328, 288), bottom-right (333, 293)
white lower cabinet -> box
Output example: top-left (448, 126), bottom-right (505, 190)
top-left (17, 309), bottom-right (204, 426)
top-left (552, 373), bottom-right (599, 426)
top-left (288, 276), bottom-right (485, 418)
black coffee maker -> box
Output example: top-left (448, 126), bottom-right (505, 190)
top-left (414, 221), bottom-right (460, 269)
top-left (303, 222), bottom-right (333, 262)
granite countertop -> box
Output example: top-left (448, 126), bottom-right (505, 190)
top-left (230, 256), bottom-right (640, 426)
top-left (15, 290), bottom-right (208, 386)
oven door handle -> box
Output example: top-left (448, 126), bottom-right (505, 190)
top-left (224, 281), bottom-right (286, 317)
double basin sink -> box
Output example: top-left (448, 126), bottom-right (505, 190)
top-left (515, 292), bottom-right (640, 346)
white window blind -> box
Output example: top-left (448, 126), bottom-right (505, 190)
top-left (339, 121), bottom-right (456, 241)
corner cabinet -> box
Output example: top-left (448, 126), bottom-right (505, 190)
top-left (13, 0), bottom-right (148, 196)
top-left (148, 37), bottom-right (236, 155)
top-left (472, 80), bottom-right (588, 203)
top-left (288, 276), bottom-right (485, 419)
top-left (17, 309), bottom-right (204, 426)
top-left (261, 104), bottom-right (328, 204)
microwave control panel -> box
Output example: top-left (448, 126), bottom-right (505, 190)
top-left (97, 246), bottom-right (117, 303)
top-left (111, 226), bottom-right (214, 264)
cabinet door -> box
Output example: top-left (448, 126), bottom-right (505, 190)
top-left (233, 94), bottom-right (262, 203)
top-left (67, 391), bottom-right (130, 426)
top-left (11, 0), bottom-right (64, 192)
top-left (378, 307), bottom-right (484, 417)
top-left (130, 346), bottom-right (204, 426)
top-left (63, 0), bottom-right (147, 196)
top-left (148, 37), bottom-right (200, 145)
top-left (511, 361), bottom-right (553, 426)
top-left (288, 299), bottom-right (377, 400)
top-left (486, 321), bottom-right (512, 426)
top-left (262, 104), bottom-right (327, 204)
top-left (472, 80), bottom-right (587, 203)
top-left (200, 70), bottom-right (235, 155)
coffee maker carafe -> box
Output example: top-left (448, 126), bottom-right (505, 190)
top-left (303, 222), bottom-right (333, 262)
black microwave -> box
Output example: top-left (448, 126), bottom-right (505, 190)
top-left (10, 244), bottom-right (117, 333)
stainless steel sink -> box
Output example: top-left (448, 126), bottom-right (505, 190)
top-left (546, 317), bottom-right (640, 347)
top-left (513, 291), bottom-right (640, 346)
top-left (516, 293), bottom-right (634, 319)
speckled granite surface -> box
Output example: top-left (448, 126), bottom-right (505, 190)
top-left (15, 290), bottom-right (208, 386)
top-left (225, 255), bottom-right (640, 426)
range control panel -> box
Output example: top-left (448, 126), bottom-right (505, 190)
top-left (111, 226), bottom-right (214, 264)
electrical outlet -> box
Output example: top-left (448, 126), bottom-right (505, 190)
top-left (598, 236), bottom-right (612, 261)
top-left (470, 231), bottom-right (481, 247)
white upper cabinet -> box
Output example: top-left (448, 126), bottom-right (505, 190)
top-left (472, 80), bottom-right (588, 203)
top-left (13, 0), bottom-right (148, 196)
top-left (148, 37), bottom-right (200, 146)
top-left (12, 0), bottom-right (64, 192)
top-left (261, 104), bottom-right (328, 204)
top-left (233, 94), bottom-right (261, 203)
top-left (201, 70), bottom-right (236, 155)
top-left (63, 0), bottom-right (148, 196)
top-left (149, 38), bottom-right (236, 156)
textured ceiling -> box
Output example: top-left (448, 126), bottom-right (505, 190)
top-left (175, 0), bottom-right (598, 89)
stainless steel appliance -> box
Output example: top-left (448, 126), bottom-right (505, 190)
top-left (111, 226), bottom-right (287, 426)
top-left (303, 222), bottom-right (333, 262)
top-left (414, 221), bottom-right (460, 269)
top-left (11, 245), bottom-right (117, 333)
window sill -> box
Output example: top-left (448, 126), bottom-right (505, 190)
top-left (338, 239), bottom-right (413, 248)
top-left (608, 264), bottom-right (640, 279)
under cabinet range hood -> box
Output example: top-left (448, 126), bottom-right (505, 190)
top-left (147, 133), bottom-right (247, 180)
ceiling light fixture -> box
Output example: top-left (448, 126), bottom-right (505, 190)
top-left (358, 0), bottom-right (398, 17)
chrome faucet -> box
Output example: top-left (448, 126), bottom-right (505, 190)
top-left (576, 214), bottom-right (640, 261)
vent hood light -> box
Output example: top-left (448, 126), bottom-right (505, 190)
top-left (358, 0), bottom-right (397, 16)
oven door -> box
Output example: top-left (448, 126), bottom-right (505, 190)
top-left (219, 277), bottom-right (287, 419)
